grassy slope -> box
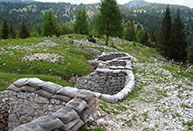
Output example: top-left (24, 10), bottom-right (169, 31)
top-left (0, 34), bottom-right (192, 129)
top-left (0, 35), bottom-right (95, 90)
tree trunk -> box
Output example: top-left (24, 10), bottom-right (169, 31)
top-left (105, 33), bottom-right (109, 46)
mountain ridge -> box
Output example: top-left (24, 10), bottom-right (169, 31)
top-left (124, 0), bottom-right (149, 8)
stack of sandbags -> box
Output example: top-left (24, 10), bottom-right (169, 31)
top-left (8, 78), bottom-right (80, 103)
top-left (13, 89), bottom-right (96, 131)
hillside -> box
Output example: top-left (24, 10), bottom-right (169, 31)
top-left (0, 34), bottom-right (192, 130)
top-left (126, 3), bottom-right (193, 44)
top-left (124, 0), bottom-right (149, 8)
top-left (0, 1), bottom-right (192, 44)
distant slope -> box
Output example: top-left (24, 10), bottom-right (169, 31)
top-left (126, 3), bottom-right (193, 44)
top-left (124, 0), bottom-right (149, 8)
top-left (0, 0), bottom-right (35, 2)
top-left (0, 1), bottom-right (192, 44)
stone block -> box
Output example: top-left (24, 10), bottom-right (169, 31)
top-left (34, 96), bottom-right (49, 104)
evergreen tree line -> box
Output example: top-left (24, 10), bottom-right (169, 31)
top-left (158, 7), bottom-right (188, 62)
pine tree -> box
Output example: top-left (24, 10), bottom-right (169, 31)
top-left (187, 42), bottom-right (193, 64)
top-left (170, 11), bottom-right (187, 62)
top-left (42, 10), bottom-right (58, 37)
top-left (94, 0), bottom-right (123, 46)
top-left (125, 17), bottom-right (136, 41)
top-left (9, 21), bottom-right (16, 39)
top-left (150, 29), bottom-right (156, 43)
top-left (136, 28), bottom-right (145, 42)
top-left (158, 6), bottom-right (172, 58)
top-left (73, 8), bottom-right (89, 35)
top-left (1, 19), bottom-right (9, 39)
top-left (38, 24), bottom-right (41, 36)
top-left (19, 21), bottom-right (30, 39)
top-left (140, 31), bottom-right (148, 45)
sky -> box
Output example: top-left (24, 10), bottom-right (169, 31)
top-left (36, 0), bottom-right (193, 8)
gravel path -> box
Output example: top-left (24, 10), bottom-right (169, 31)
top-left (97, 61), bottom-right (193, 131)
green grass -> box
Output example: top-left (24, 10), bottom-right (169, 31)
top-left (181, 104), bottom-right (192, 109)
top-left (0, 37), bottom-right (94, 77)
top-left (0, 35), bottom-right (96, 91)
top-left (0, 72), bottom-right (71, 91)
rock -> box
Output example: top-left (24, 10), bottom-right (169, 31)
top-left (96, 118), bottom-right (106, 125)
top-left (34, 96), bottom-right (49, 104)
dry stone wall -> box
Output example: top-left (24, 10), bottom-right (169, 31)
top-left (76, 52), bottom-right (135, 103)
top-left (0, 92), bottom-right (9, 131)
top-left (0, 78), bottom-right (97, 131)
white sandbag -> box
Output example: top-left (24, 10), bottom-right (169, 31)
top-left (75, 90), bottom-right (95, 103)
top-left (40, 82), bottom-right (62, 94)
top-left (51, 95), bottom-right (71, 102)
top-left (8, 84), bottom-right (22, 92)
top-left (70, 119), bottom-right (84, 131)
top-left (66, 98), bottom-right (88, 114)
top-left (32, 116), bottom-right (64, 130)
top-left (52, 107), bottom-right (79, 124)
top-left (63, 118), bottom-right (80, 131)
top-left (13, 78), bottom-right (29, 87)
top-left (28, 78), bottom-right (44, 87)
top-left (21, 86), bottom-right (37, 92)
top-left (35, 89), bottom-right (53, 99)
top-left (100, 94), bottom-right (118, 103)
top-left (56, 87), bottom-right (79, 98)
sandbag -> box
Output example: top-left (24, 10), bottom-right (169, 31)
top-left (35, 89), bottom-right (53, 99)
top-left (70, 119), bottom-right (84, 131)
top-left (52, 107), bottom-right (79, 124)
top-left (21, 86), bottom-right (37, 92)
top-left (40, 82), bottom-right (62, 94)
top-left (114, 92), bottom-right (125, 100)
top-left (13, 78), bottom-right (29, 87)
top-left (32, 116), bottom-right (64, 130)
top-left (101, 94), bottom-right (118, 103)
top-left (56, 87), bottom-right (79, 98)
top-left (63, 118), bottom-right (80, 131)
top-left (79, 105), bottom-right (95, 122)
top-left (8, 84), bottom-right (22, 92)
top-left (28, 78), bottom-right (44, 88)
top-left (75, 90), bottom-right (95, 103)
top-left (51, 95), bottom-right (71, 102)
top-left (66, 98), bottom-right (88, 114)
top-left (13, 124), bottom-right (43, 131)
